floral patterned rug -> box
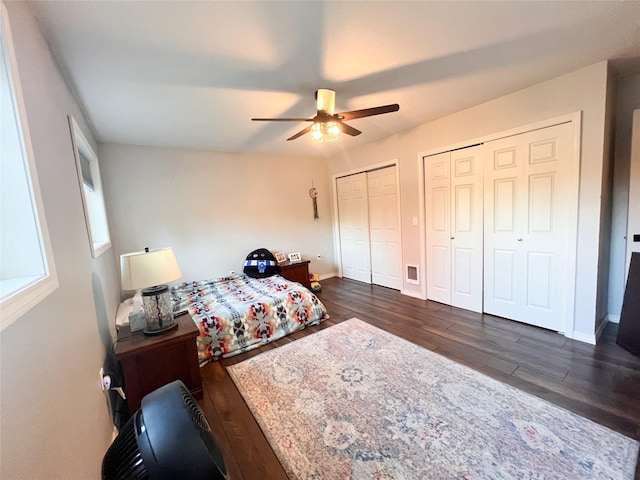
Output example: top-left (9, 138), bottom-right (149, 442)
top-left (227, 318), bottom-right (639, 479)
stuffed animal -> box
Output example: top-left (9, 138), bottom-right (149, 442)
top-left (243, 248), bottom-right (280, 278)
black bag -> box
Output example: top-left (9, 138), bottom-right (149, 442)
top-left (243, 248), bottom-right (280, 278)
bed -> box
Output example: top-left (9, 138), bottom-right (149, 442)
top-left (172, 273), bottom-right (328, 364)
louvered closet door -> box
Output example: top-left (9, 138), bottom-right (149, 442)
top-left (425, 148), bottom-right (483, 311)
top-left (368, 166), bottom-right (402, 290)
top-left (337, 173), bottom-right (371, 283)
top-left (484, 122), bottom-right (575, 331)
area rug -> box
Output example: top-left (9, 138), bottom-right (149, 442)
top-left (227, 318), bottom-right (639, 479)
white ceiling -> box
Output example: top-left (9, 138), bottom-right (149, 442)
top-left (28, 1), bottom-right (640, 157)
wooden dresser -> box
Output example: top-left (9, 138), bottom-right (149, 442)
top-left (114, 313), bottom-right (202, 413)
top-left (278, 259), bottom-right (311, 288)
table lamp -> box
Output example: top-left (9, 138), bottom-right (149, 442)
top-left (120, 247), bottom-right (182, 335)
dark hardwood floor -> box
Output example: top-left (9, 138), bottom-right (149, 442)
top-left (198, 277), bottom-right (640, 480)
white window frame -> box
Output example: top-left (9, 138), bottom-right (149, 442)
top-left (0, 2), bottom-right (58, 330)
top-left (69, 115), bottom-right (112, 258)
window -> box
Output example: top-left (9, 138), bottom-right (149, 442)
top-left (0, 3), bottom-right (58, 329)
top-left (69, 115), bottom-right (111, 258)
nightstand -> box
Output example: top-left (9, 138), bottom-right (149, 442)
top-left (114, 313), bottom-right (202, 413)
top-left (279, 259), bottom-right (311, 288)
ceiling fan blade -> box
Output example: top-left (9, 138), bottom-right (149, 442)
top-left (337, 104), bottom-right (400, 121)
top-left (287, 125), bottom-right (313, 141)
top-left (337, 121), bottom-right (362, 137)
top-left (251, 117), bottom-right (312, 122)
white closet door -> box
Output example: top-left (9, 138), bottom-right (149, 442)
top-left (484, 122), bottom-right (575, 331)
top-left (337, 173), bottom-right (371, 283)
top-left (368, 166), bottom-right (402, 290)
top-left (425, 152), bottom-right (451, 304)
top-left (425, 148), bottom-right (483, 311)
top-left (450, 147), bottom-right (484, 312)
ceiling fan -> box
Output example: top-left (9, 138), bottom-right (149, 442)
top-left (251, 89), bottom-right (400, 142)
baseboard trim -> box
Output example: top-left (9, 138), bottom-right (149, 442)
top-left (402, 289), bottom-right (426, 300)
top-left (319, 273), bottom-right (336, 281)
top-left (606, 314), bottom-right (620, 324)
top-left (568, 330), bottom-right (597, 345)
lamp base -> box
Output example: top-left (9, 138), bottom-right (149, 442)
top-left (143, 321), bottom-right (178, 336)
top-left (141, 284), bottom-right (176, 335)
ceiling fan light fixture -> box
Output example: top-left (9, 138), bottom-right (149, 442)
top-left (316, 88), bottom-right (335, 114)
top-left (252, 88), bottom-right (398, 142)
top-left (311, 121), bottom-right (340, 142)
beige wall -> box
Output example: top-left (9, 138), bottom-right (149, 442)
top-left (99, 144), bottom-right (336, 283)
top-left (1, 2), bottom-right (120, 479)
top-left (608, 72), bottom-right (640, 319)
top-left (595, 66), bottom-right (617, 333)
top-left (328, 62), bottom-right (610, 340)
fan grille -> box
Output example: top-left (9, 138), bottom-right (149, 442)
top-left (101, 413), bottom-right (148, 480)
top-left (179, 383), bottom-right (225, 475)
top-left (180, 384), bottom-right (211, 434)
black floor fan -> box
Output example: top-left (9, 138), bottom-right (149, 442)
top-left (102, 380), bottom-right (226, 480)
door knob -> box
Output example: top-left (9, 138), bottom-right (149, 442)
top-left (517, 238), bottom-right (523, 241)
top-left (450, 236), bottom-right (455, 240)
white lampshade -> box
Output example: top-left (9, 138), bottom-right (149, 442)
top-left (120, 247), bottom-right (182, 291)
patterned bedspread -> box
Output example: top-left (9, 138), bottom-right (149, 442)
top-left (172, 274), bottom-right (328, 364)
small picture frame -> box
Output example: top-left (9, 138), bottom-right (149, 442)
top-left (274, 252), bottom-right (287, 264)
top-left (288, 252), bottom-right (301, 263)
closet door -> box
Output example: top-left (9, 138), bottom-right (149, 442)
top-left (425, 152), bottom-right (451, 304)
top-left (368, 166), bottom-right (402, 290)
top-left (337, 173), bottom-right (371, 283)
top-left (484, 122), bottom-right (575, 331)
top-left (450, 147), bottom-right (484, 312)
top-left (425, 148), bottom-right (483, 311)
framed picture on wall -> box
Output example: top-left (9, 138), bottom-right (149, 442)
top-left (288, 252), bottom-right (301, 263)
top-left (274, 252), bottom-right (287, 264)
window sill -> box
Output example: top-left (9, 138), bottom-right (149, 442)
top-left (0, 273), bottom-right (58, 330)
top-left (93, 241), bottom-right (112, 258)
